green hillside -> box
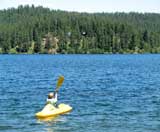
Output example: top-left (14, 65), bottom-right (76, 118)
top-left (0, 5), bottom-right (160, 54)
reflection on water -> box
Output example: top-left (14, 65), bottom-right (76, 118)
top-left (38, 116), bottom-right (69, 132)
top-left (44, 127), bottom-right (55, 132)
top-left (37, 116), bottom-right (58, 122)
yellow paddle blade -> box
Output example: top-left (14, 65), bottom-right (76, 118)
top-left (55, 76), bottom-right (64, 91)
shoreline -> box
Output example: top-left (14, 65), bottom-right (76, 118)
top-left (0, 53), bottom-right (159, 55)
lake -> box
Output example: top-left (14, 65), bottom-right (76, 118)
top-left (0, 54), bottom-right (160, 132)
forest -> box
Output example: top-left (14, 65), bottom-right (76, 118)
top-left (0, 5), bottom-right (160, 54)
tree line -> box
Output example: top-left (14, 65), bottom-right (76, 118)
top-left (0, 5), bottom-right (160, 54)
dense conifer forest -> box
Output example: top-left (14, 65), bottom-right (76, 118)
top-left (0, 5), bottom-right (160, 54)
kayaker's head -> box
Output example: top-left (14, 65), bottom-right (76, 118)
top-left (48, 92), bottom-right (54, 99)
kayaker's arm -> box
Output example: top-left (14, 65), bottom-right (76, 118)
top-left (54, 92), bottom-right (58, 102)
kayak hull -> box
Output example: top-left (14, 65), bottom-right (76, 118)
top-left (35, 103), bottom-right (72, 118)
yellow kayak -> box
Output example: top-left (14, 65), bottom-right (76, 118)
top-left (35, 103), bottom-right (72, 118)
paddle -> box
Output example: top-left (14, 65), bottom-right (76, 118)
top-left (54, 76), bottom-right (64, 92)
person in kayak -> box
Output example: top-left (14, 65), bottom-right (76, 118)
top-left (46, 91), bottom-right (58, 107)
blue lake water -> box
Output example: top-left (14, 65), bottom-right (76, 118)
top-left (0, 54), bottom-right (160, 132)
